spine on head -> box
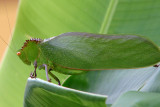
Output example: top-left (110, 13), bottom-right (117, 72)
top-left (21, 38), bottom-right (42, 50)
top-left (19, 38), bottom-right (43, 63)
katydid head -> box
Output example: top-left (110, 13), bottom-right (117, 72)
top-left (17, 49), bottom-right (31, 65)
top-left (17, 38), bottom-right (42, 65)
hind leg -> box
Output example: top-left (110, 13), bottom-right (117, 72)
top-left (48, 69), bottom-right (61, 85)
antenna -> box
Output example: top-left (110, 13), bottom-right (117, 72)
top-left (3, 0), bottom-right (12, 36)
top-left (0, 35), bottom-right (15, 53)
top-left (0, 0), bottom-right (16, 53)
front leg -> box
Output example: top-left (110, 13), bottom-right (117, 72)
top-left (30, 60), bottom-right (37, 78)
top-left (33, 60), bottom-right (37, 77)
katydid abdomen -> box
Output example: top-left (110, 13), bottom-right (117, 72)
top-left (17, 32), bottom-right (160, 85)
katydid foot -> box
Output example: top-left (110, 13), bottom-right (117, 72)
top-left (30, 60), bottom-right (37, 78)
top-left (153, 64), bottom-right (160, 67)
top-left (30, 72), bottom-right (35, 78)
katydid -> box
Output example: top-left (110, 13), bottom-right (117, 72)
top-left (16, 32), bottom-right (160, 85)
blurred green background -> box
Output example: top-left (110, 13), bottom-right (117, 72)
top-left (1, 0), bottom-right (160, 106)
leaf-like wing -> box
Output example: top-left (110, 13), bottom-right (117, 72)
top-left (40, 32), bottom-right (160, 70)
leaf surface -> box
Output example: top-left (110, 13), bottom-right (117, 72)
top-left (112, 91), bottom-right (160, 107)
top-left (63, 67), bottom-right (157, 104)
top-left (140, 65), bottom-right (160, 92)
top-left (1, 0), bottom-right (160, 106)
top-left (24, 78), bottom-right (107, 107)
top-left (0, 0), bottom-right (110, 106)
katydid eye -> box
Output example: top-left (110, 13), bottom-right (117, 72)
top-left (17, 52), bottom-right (21, 56)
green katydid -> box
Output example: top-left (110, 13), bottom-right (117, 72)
top-left (16, 32), bottom-right (160, 85)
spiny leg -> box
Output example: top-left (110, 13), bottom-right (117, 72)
top-left (30, 60), bottom-right (37, 78)
top-left (48, 69), bottom-right (61, 85)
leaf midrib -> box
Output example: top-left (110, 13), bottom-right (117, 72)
top-left (99, 0), bottom-right (119, 34)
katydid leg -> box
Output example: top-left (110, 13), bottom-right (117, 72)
top-left (30, 60), bottom-right (37, 78)
top-left (153, 64), bottom-right (160, 67)
top-left (48, 69), bottom-right (61, 85)
top-left (30, 72), bottom-right (34, 78)
top-left (33, 60), bottom-right (37, 77)
top-left (42, 64), bottom-right (51, 82)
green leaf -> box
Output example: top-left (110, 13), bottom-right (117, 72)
top-left (0, 0), bottom-right (111, 106)
top-left (140, 66), bottom-right (160, 92)
top-left (1, 0), bottom-right (160, 106)
top-left (107, 0), bottom-right (160, 46)
top-left (63, 67), bottom-right (157, 104)
top-left (111, 91), bottom-right (160, 107)
top-left (24, 78), bottom-right (107, 107)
